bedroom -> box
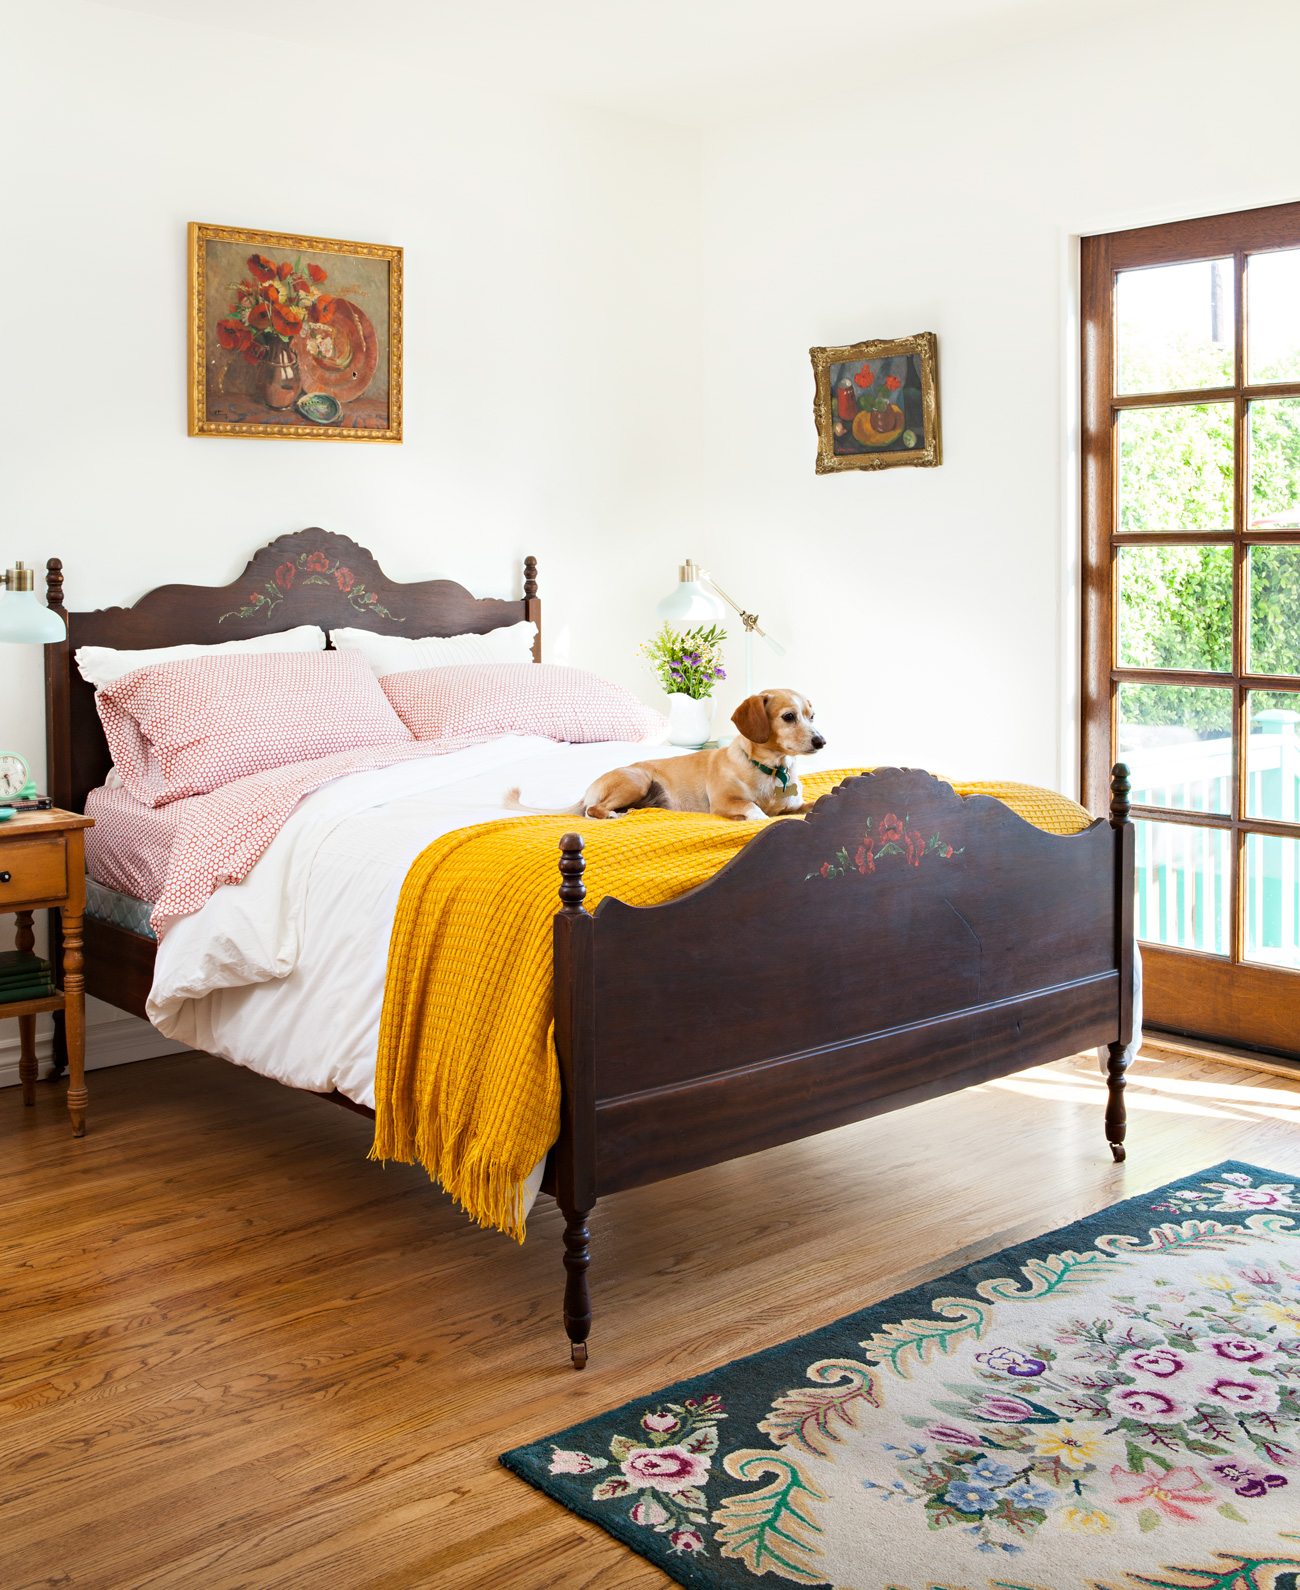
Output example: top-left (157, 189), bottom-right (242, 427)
top-left (3, 1), bottom-right (1300, 1586)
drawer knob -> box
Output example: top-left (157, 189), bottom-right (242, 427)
top-left (0, 872), bottom-right (9, 883)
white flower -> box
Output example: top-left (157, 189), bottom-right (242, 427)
top-left (549, 1447), bottom-right (605, 1475)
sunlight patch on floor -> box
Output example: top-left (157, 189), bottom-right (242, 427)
top-left (986, 1076), bottom-right (1256, 1119)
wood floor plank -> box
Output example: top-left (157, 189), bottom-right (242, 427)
top-left (4, 1047), bottom-right (1300, 1589)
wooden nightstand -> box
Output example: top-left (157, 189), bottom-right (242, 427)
top-left (1, 808), bottom-right (94, 1135)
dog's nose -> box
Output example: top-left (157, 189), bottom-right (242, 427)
top-left (811, 734), bottom-right (826, 751)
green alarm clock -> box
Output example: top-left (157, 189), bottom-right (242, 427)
top-left (0, 750), bottom-right (37, 819)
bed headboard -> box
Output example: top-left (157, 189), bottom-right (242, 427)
top-left (43, 529), bottom-right (541, 815)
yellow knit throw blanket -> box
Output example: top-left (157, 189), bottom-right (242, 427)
top-left (371, 770), bottom-right (1090, 1240)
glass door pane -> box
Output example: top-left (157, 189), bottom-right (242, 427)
top-left (1244, 832), bottom-right (1300, 970)
top-left (1117, 545), bottom-right (1233, 671)
top-left (1248, 248), bottom-right (1300, 384)
top-left (1247, 691), bottom-right (1300, 821)
top-left (1134, 818), bottom-right (1230, 955)
top-left (1119, 403), bottom-right (1234, 533)
top-left (1246, 544), bottom-right (1300, 676)
top-left (1117, 259), bottom-right (1234, 393)
top-left (1118, 683), bottom-right (1232, 813)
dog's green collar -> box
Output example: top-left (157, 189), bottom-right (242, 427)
top-left (750, 758), bottom-right (790, 789)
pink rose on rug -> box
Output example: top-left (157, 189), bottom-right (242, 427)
top-left (549, 1448), bottom-right (604, 1475)
top-left (1111, 1464), bottom-right (1214, 1521)
top-left (1217, 1183), bottom-right (1296, 1209)
top-left (670, 1529), bottom-right (705, 1554)
top-left (1201, 1376), bottom-right (1280, 1413)
top-left (629, 1499), bottom-right (670, 1527)
top-left (621, 1446), bottom-right (710, 1493)
top-left (1202, 1336), bottom-right (1277, 1366)
top-left (641, 1411), bottom-right (681, 1434)
top-left (1120, 1346), bottom-right (1194, 1379)
top-left (1106, 1385), bottom-right (1189, 1424)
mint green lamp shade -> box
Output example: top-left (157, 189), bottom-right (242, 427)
top-left (0, 562), bottom-right (65, 643)
top-left (656, 559), bottom-right (726, 629)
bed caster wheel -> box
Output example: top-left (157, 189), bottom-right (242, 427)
top-left (1109, 1141), bottom-right (1126, 1163)
top-left (571, 1342), bottom-right (588, 1370)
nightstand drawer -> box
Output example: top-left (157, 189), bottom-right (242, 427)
top-left (0, 835), bottom-right (67, 905)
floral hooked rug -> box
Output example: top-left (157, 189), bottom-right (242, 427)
top-left (500, 1162), bottom-right (1300, 1589)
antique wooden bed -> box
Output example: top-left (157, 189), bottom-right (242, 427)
top-left (43, 529), bottom-right (1134, 1368)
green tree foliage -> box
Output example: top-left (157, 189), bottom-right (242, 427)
top-left (1115, 327), bottom-right (1300, 735)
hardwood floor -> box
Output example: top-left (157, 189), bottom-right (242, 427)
top-left (5, 1046), bottom-right (1300, 1589)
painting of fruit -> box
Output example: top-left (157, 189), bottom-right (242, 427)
top-left (811, 333), bottom-right (940, 473)
top-left (189, 224), bottom-right (402, 442)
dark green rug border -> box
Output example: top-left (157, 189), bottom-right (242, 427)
top-left (499, 1159), bottom-right (1294, 1589)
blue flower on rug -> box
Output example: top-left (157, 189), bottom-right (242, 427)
top-left (500, 1161), bottom-right (1300, 1588)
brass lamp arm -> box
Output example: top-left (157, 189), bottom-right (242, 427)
top-left (700, 572), bottom-right (785, 656)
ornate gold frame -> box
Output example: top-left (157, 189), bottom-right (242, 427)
top-left (810, 332), bottom-right (940, 473)
top-left (188, 222), bottom-right (403, 443)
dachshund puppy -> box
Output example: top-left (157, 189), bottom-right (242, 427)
top-left (579, 689), bottom-right (824, 820)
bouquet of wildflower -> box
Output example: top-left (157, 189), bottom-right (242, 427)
top-left (640, 623), bottom-right (727, 699)
top-left (215, 252), bottom-right (338, 365)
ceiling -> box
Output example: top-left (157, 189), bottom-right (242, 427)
top-left (86, 0), bottom-right (1159, 127)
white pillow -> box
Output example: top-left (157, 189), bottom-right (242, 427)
top-left (75, 624), bottom-right (327, 692)
top-left (330, 619), bottom-right (537, 679)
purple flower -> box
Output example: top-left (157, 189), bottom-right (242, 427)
top-left (971, 1395), bottom-right (1037, 1423)
top-left (925, 1423), bottom-right (983, 1448)
top-left (977, 1347), bottom-right (1047, 1378)
top-left (714, 667), bottom-right (725, 678)
top-left (1208, 1459), bottom-right (1288, 1498)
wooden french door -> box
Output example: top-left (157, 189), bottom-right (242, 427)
top-left (1083, 203), bottom-right (1300, 1056)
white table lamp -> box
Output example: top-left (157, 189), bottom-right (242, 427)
top-left (0, 561), bottom-right (66, 643)
top-left (656, 558), bottom-right (784, 696)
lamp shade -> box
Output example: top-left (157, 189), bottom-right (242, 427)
top-left (655, 559), bottom-right (725, 630)
top-left (0, 590), bottom-right (66, 644)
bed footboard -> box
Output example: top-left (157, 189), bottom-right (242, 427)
top-left (546, 765), bottom-right (1134, 1366)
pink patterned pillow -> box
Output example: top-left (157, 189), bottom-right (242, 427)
top-left (96, 650), bottom-right (414, 806)
top-left (380, 664), bottom-right (666, 747)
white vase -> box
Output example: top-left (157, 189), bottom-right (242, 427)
top-left (666, 693), bottom-right (714, 749)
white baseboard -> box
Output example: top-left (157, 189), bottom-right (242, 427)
top-left (0, 1013), bottom-right (191, 1090)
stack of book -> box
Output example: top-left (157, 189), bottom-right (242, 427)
top-left (0, 950), bottom-right (56, 1005)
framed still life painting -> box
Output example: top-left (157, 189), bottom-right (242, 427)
top-left (810, 332), bottom-right (940, 473)
top-left (188, 223), bottom-right (403, 441)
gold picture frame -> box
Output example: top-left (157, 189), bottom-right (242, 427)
top-left (188, 222), bottom-right (403, 442)
top-left (810, 332), bottom-right (940, 473)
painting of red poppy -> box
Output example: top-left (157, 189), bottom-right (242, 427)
top-left (189, 223), bottom-right (402, 442)
top-left (810, 332), bottom-right (940, 473)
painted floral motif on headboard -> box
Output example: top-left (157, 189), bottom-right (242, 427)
top-left (220, 549), bottom-right (404, 623)
top-left (808, 811), bottom-right (963, 880)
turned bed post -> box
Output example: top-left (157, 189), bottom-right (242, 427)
top-left (553, 831), bottom-right (596, 1368)
top-left (1106, 762), bottom-right (1134, 1163)
top-left (45, 557), bottom-right (71, 1079)
top-left (524, 555), bottom-right (541, 664)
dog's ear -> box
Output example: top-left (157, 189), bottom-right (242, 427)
top-left (731, 693), bottom-right (771, 745)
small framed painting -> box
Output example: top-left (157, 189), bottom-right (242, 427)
top-left (188, 223), bottom-right (403, 442)
top-left (810, 332), bottom-right (940, 473)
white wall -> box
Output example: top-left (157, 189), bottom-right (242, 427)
top-left (0, 0), bottom-right (701, 1067)
top-left (694, 0), bottom-right (1300, 785)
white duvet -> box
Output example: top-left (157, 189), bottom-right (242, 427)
top-left (149, 736), bottom-right (692, 1106)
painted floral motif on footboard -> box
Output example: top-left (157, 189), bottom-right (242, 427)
top-left (502, 1163), bottom-right (1300, 1589)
